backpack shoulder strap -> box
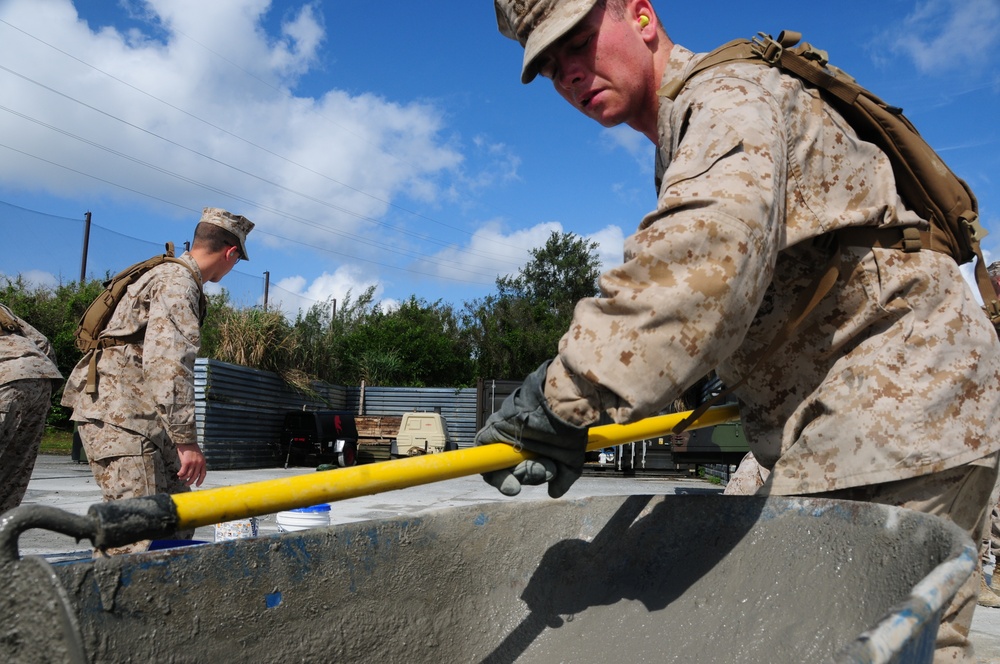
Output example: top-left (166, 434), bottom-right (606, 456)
top-left (79, 242), bottom-right (207, 394)
top-left (661, 31), bottom-right (859, 104)
top-left (659, 38), bottom-right (757, 100)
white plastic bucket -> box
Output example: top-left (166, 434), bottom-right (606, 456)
top-left (276, 504), bottom-right (332, 532)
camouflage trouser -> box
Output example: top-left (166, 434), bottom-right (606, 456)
top-left (722, 452), bottom-right (769, 496)
top-left (0, 379), bottom-right (52, 513)
top-left (813, 452), bottom-right (999, 664)
top-left (78, 421), bottom-right (193, 555)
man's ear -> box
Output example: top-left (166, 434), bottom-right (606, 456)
top-left (631, 0), bottom-right (656, 32)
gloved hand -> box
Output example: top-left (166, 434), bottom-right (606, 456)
top-left (475, 361), bottom-right (589, 498)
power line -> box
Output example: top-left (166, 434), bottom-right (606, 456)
top-left (0, 102), bottom-right (503, 281)
top-left (0, 17), bottom-right (530, 261)
top-left (0, 198), bottom-right (323, 311)
top-left (0, 145), bottom-right (498, 286)
top-left (0, 63), bottom-right (512, 275)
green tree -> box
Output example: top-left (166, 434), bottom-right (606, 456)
top-left (503, 231), bottom-right (602, 308)
top-left (1, 275), bottom-right (104, 428)
top-left (463, 231), bottom-right (602, 380)
top-left (337, 296), bottom-right (473, 387)
top-left (287, 287), bottom-right (378, 385)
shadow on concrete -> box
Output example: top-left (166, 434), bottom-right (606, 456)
top-left (481, 495), bottom-right (763, 663)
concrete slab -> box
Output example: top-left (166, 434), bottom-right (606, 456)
top-left (8, 455), bottom-right (999, 661)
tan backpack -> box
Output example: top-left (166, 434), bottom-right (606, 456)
top-left (0, 304), bottom-right (25, 337)
top-left (669, 31), bottom-right (996, 433)
top-left (74, 242), bottom-right (206, 393)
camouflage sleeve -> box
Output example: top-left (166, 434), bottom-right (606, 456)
top-left (142, 265), bottom-right (201, 448)
top-left (548, 78), bottom-right (786, 426)
top-left (0, 304), bottom-right (61, 383)
top-left (15, 314), bottom-right (58, 367)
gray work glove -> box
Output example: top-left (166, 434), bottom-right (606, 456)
top-left (474, 361), bottom-right (589, 498)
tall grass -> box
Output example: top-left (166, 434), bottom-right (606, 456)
top-left (213, 306), bottom-right (326, 395)
top-left (215, 308), bottom-right (292, 373)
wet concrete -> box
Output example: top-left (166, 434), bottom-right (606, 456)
top-left (9, 456), bottom-right (1000, 662)
top-left (0, 495), bottom-right (974, 662)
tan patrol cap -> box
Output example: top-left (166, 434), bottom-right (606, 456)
top-left (495, 0), bottom-right (599, 84)
top-left (200, 207), bottom-right (255, 261)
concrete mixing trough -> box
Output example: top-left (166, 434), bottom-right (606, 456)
top-left (0, 495), bottom-right (976, 663)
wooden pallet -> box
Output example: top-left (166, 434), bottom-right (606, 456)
top-left (355, 415), bottom-right (402, 446)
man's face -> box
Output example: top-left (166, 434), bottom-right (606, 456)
top-left (535, 2), bottom-right (653, 128)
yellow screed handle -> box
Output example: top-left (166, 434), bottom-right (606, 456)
top-left (170, 404), bottom-right (741, 529)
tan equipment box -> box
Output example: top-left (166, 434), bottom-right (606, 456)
top-left (390, 412), bottom-right (452, 456)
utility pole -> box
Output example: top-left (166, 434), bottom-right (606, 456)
top-left (263, 271), bottom-right (270, 311)
top-left (79, 211), bottom-right (92, 282)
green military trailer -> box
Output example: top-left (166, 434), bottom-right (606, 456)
top-left (671, 419), bottom-right (749, 467)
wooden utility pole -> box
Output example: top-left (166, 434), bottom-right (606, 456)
top-left (79, 211), bottom-right (92, 282)
top-left (263, 271), bottom-right (270, 311)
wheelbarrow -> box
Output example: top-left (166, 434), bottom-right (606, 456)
top-left (0, 405), bottom-right (976, 663)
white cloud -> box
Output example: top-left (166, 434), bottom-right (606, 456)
top-left (413, 219), bottom-right (626, 292)
top-left (273, 265), bottom-right (383, 317)
top-left (269, 3), bottom-right (325, 78)
top-left (0, 0), bottom-right (462, 258)
top-left (587, 224), bottom-right (626, 272)
top-left (889, 0), bottom-right (1000, 75)
top-left (0, 1), bottom-right (640, 307)
top-left (415, 220), bottom-right (563, 285)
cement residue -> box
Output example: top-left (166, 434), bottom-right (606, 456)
top-left (0, 558), bottom-right (86, 663)
top-left (514, 513), bottom-right (933, 663)
top-left (0, 495), bottom-right (968, 663)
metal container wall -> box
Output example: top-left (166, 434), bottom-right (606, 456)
top-left (195, 359), bottom-right (479, 470)
top-left (194, 359), bottom-right (349, 469)
top-left (0, 496), bottom-right (975, 663)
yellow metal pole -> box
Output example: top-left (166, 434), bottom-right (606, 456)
top-left (170, 404), bottom-right (740, 530)
top-left (585, 403), bottom-right (739, 449)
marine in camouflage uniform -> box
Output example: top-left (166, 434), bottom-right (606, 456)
top-left (61, 208), bottom-right (253, 555)
top-left (486, 1), bottom-right (1000, 660)
top-left (540, 41), bottom-right (1000, 494)
top-left (979, 261), bottom-right (1000, 607)
top-left (0, 304), bottom-right (62, 513)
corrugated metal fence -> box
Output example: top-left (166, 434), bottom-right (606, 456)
top-left (195, 358), bottom-right (479, 469)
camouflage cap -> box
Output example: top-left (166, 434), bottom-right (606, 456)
top-left (200, 207), bottom-right (255, 261)
top-left (989, 261), bottom-right (1000, 278)
top-left (495, 0), bottom-right (599, 84)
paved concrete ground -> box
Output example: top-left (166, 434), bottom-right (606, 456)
top-left (9, 455), bottom-right (1000, 661)
top-left (13, 455), bottom-right (717, 557)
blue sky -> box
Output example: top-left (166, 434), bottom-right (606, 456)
top-left (1, 0), bottom-right (998, 315)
